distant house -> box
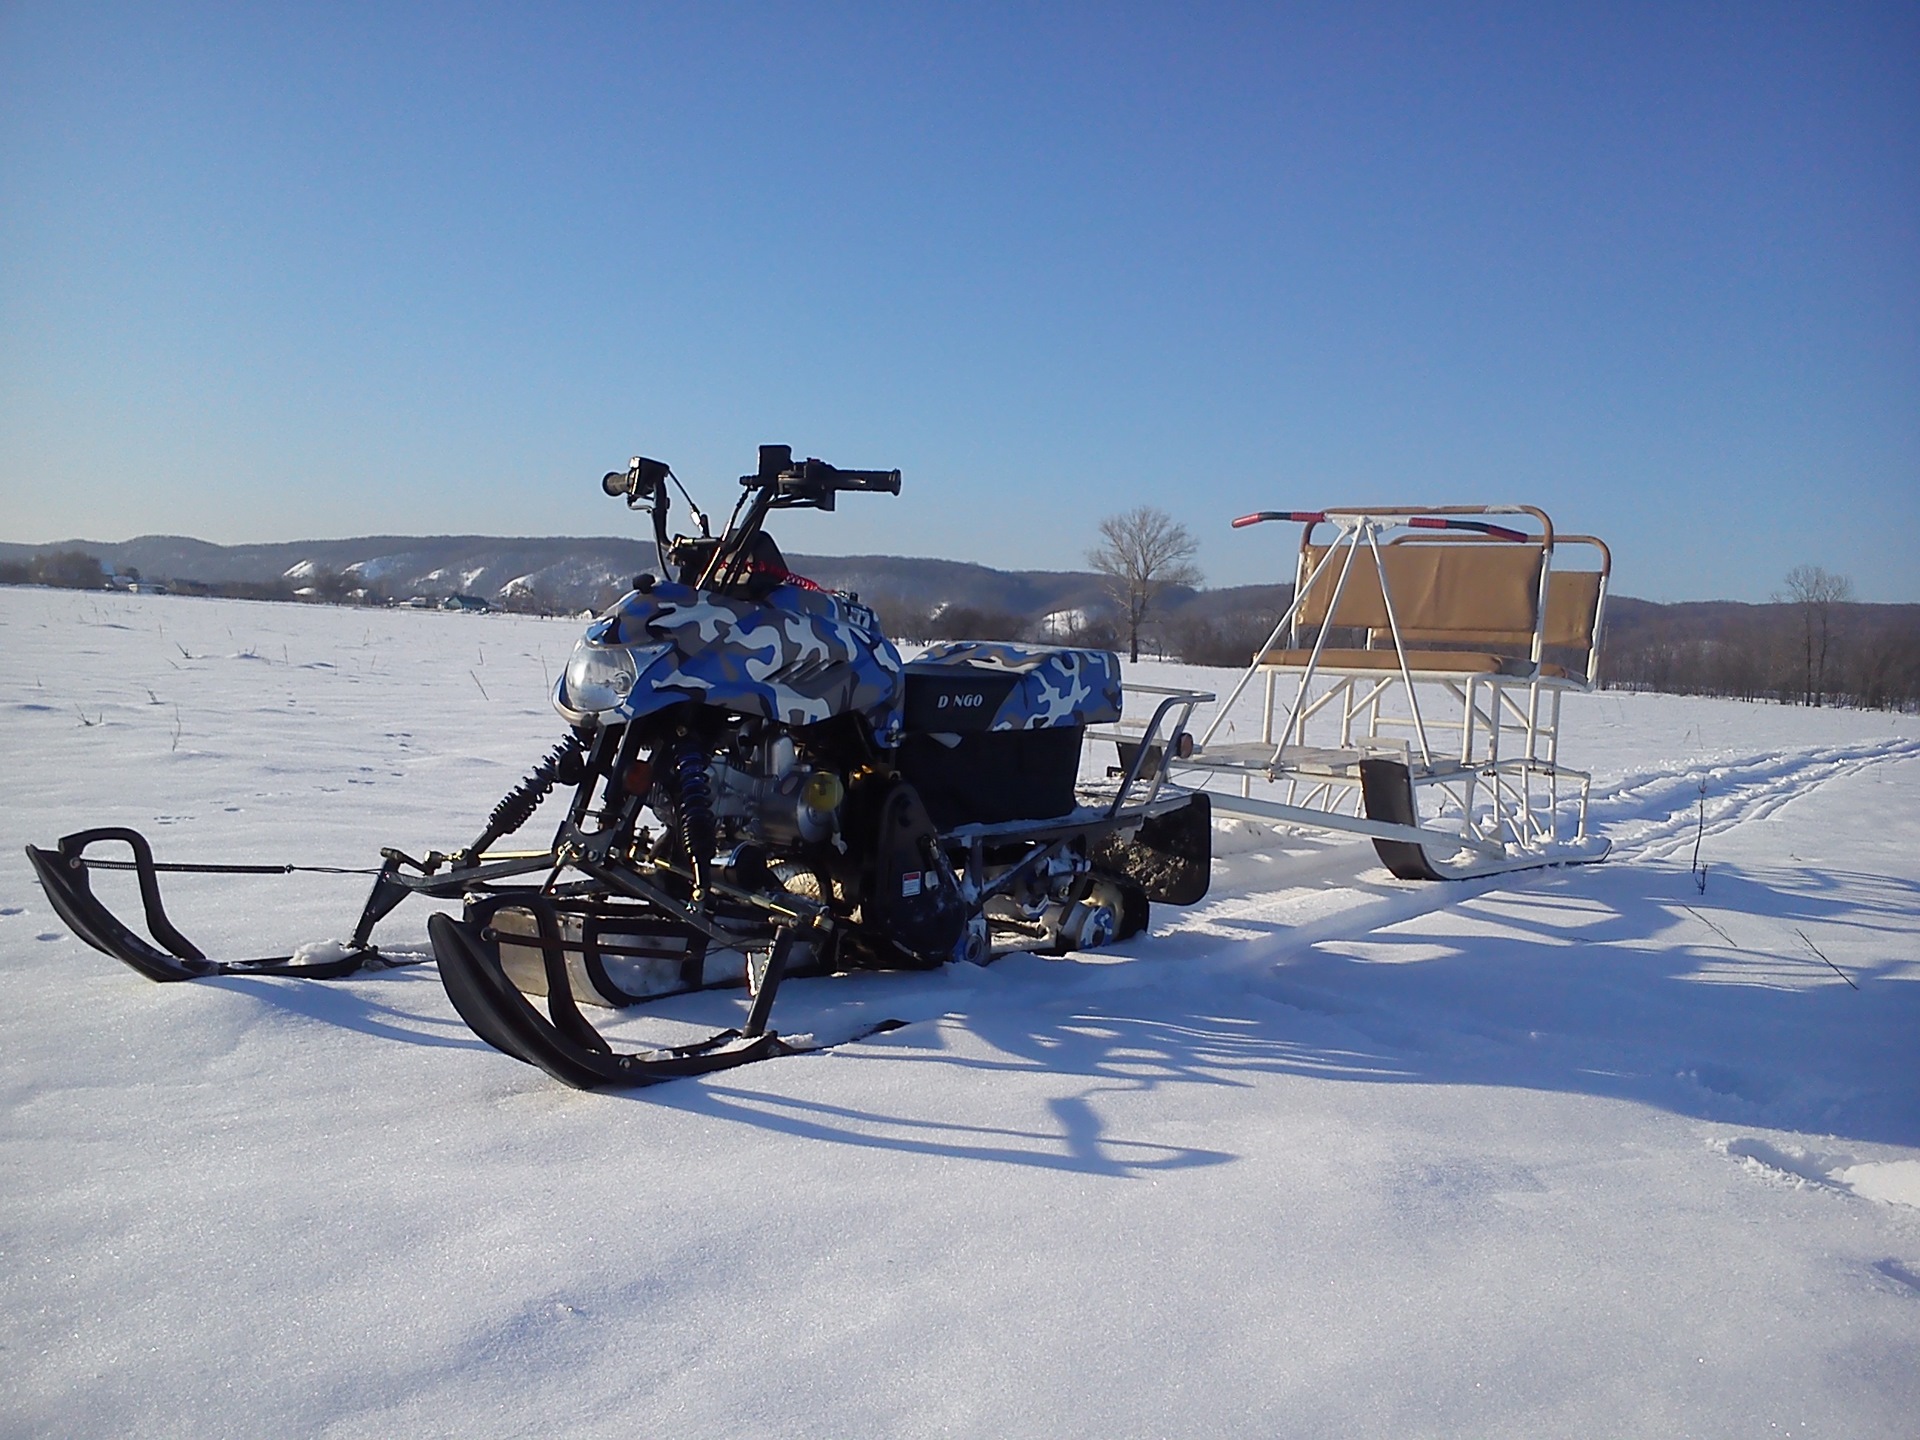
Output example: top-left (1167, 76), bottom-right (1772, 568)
top-left (442, 593), bottom-right (491, 613)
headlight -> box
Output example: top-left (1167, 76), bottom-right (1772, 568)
top-left (561, 640), bottom-right (653, 713)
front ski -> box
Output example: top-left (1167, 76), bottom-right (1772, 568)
top-left (25, 828), bottom-right (376, 982)
top-left (429, 906), bottom-right (863, 1090)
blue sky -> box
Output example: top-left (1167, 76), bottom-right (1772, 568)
top-left (2, 3), bottom-right (1914, 600)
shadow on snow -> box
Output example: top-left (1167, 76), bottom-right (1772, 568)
top-left (90, 854), bottom-right (1920, 1171)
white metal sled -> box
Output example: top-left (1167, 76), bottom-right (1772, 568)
top-left (1166, 505), bottom-right (1612, 880)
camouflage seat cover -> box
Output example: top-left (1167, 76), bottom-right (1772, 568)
top-left (903, 641), bottom-right (1123, 733)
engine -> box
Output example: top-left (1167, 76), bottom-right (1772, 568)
top-left (706, 734), bottom-right (844, 850)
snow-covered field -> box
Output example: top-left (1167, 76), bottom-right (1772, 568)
top-left (4, 587), bottom-right (1918, 1438)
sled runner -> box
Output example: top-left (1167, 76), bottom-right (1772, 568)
top-left (1168, 505), bottom-right (1611, 879)
top-left (29, 446), bottom-right (1214, 1091)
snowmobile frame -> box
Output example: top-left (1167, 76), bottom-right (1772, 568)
top-left (26, 675), bottom-right (1214, 1089)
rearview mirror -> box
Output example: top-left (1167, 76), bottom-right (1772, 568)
top-left (604, 456), bottom-right (671, 499)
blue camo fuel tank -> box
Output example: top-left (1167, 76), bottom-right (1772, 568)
top-left (552, 581), bottom-right (905, 736)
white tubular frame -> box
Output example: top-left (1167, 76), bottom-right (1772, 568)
top-left (1173, 505), bottom-right (1612, 878)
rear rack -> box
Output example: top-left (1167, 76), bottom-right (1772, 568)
top-left (1087, 682), bottom-right (1214, 812)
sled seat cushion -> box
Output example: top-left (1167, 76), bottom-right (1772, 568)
top-left (1254, 647), bottom-right (1574, 681)
top-left (904, 641), bottom-right (1123, 734)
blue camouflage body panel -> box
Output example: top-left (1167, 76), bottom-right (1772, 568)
top-left (907, 641), bottom-right (1123, 730)
top-left (564, 582), bottom-right (905, 734)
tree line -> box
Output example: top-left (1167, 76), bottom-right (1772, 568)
top-left (0, 550), bottom-right (382, 605)
top-left (0, 550), bottom-right (111, 590)
top-left (1601, 567), bottom-right (1920, 711)
top-left (875, 539), bottom-right (1920, 714)
top-left (9, 543), bottom-right (1914, 712)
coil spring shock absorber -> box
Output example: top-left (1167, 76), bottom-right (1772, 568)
top-left (667, 732), bottom-right (717, 892)
top-left (462, 733), bottom-right (586, 863)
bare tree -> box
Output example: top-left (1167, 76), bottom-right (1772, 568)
top-left (1089, 507), bottom-right (1201, 662)
top-left (1779, 564), bottom-right (1854, 707)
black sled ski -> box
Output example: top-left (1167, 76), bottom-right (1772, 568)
top-left (427, 904), bottom-right (805, 1089)
top-left (24, 828), bottom-right (377, 981)
top-left (25, 826), bottom-right (879, 1090)
top-left (1355, 761), bottom-right (1449, 882)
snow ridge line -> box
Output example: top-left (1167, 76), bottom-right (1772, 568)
top-left (1592, 737), bottom-right (1920, 862)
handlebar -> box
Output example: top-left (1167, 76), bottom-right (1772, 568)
top-left (747, 444), bottom-right (900, 509)
top-left (599, 443), bottom-right (897, 587)
top-left (1231, 509), bottom-right (1531, 542)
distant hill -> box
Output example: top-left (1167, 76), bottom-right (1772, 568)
top-left (0, 533), bottom-right (658, 610)
top-left (8, 533), bottom-right (1913, 705)
top-left (0, 532), bottom-right (1288, 642)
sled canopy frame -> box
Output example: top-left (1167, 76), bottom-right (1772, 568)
top-left (1176, 505), bottom-right (1611, 880)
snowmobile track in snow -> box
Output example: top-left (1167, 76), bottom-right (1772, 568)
top-left (1593, 737), bottom-right (1920, 863)
top-left (1083, 735), bottom-right (1920, 1021)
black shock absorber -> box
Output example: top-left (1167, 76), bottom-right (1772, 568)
top-left (667, 732), bottom-right (717, 891)
top-left (462, 733), bottom-right (587, 863)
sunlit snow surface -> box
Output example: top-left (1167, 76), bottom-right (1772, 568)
top-left (3, 588), bottom-right (1918, 1438)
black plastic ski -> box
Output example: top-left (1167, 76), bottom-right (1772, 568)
top-left (25, 829), bottom-right (374, 982)
top-left (429, 905), bottom-right (856, 1090)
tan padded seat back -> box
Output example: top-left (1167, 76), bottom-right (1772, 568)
top-left (1297, 543), bottom-right (1544, 639)
top-left (1543, 570), bottom-right (1603, 650)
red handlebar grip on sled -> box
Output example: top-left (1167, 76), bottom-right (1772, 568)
top-left (1409, 516), bottom-right (1530, 542)
top-left (1232, 511), bottom-right (1323, 529)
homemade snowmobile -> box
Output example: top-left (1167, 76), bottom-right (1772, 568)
top-left (1165, 504), bottom-right (1612, 879)
top-left (28, 446), bottom-right (1215, 1089)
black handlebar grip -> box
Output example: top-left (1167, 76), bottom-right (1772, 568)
top-left (606, 456), bottom-right (670, 498)
top-left (832, 467), bottom-right (901, 494)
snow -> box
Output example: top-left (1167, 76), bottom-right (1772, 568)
top-left (500, 558), bottom-right (622, 604)
top-left (345, 553), bottom-right (428, 584)
top-left (1836, 1160), bottom-right (1920, 1208)
top-left (3, 587), bottom-right (1918, 1438)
